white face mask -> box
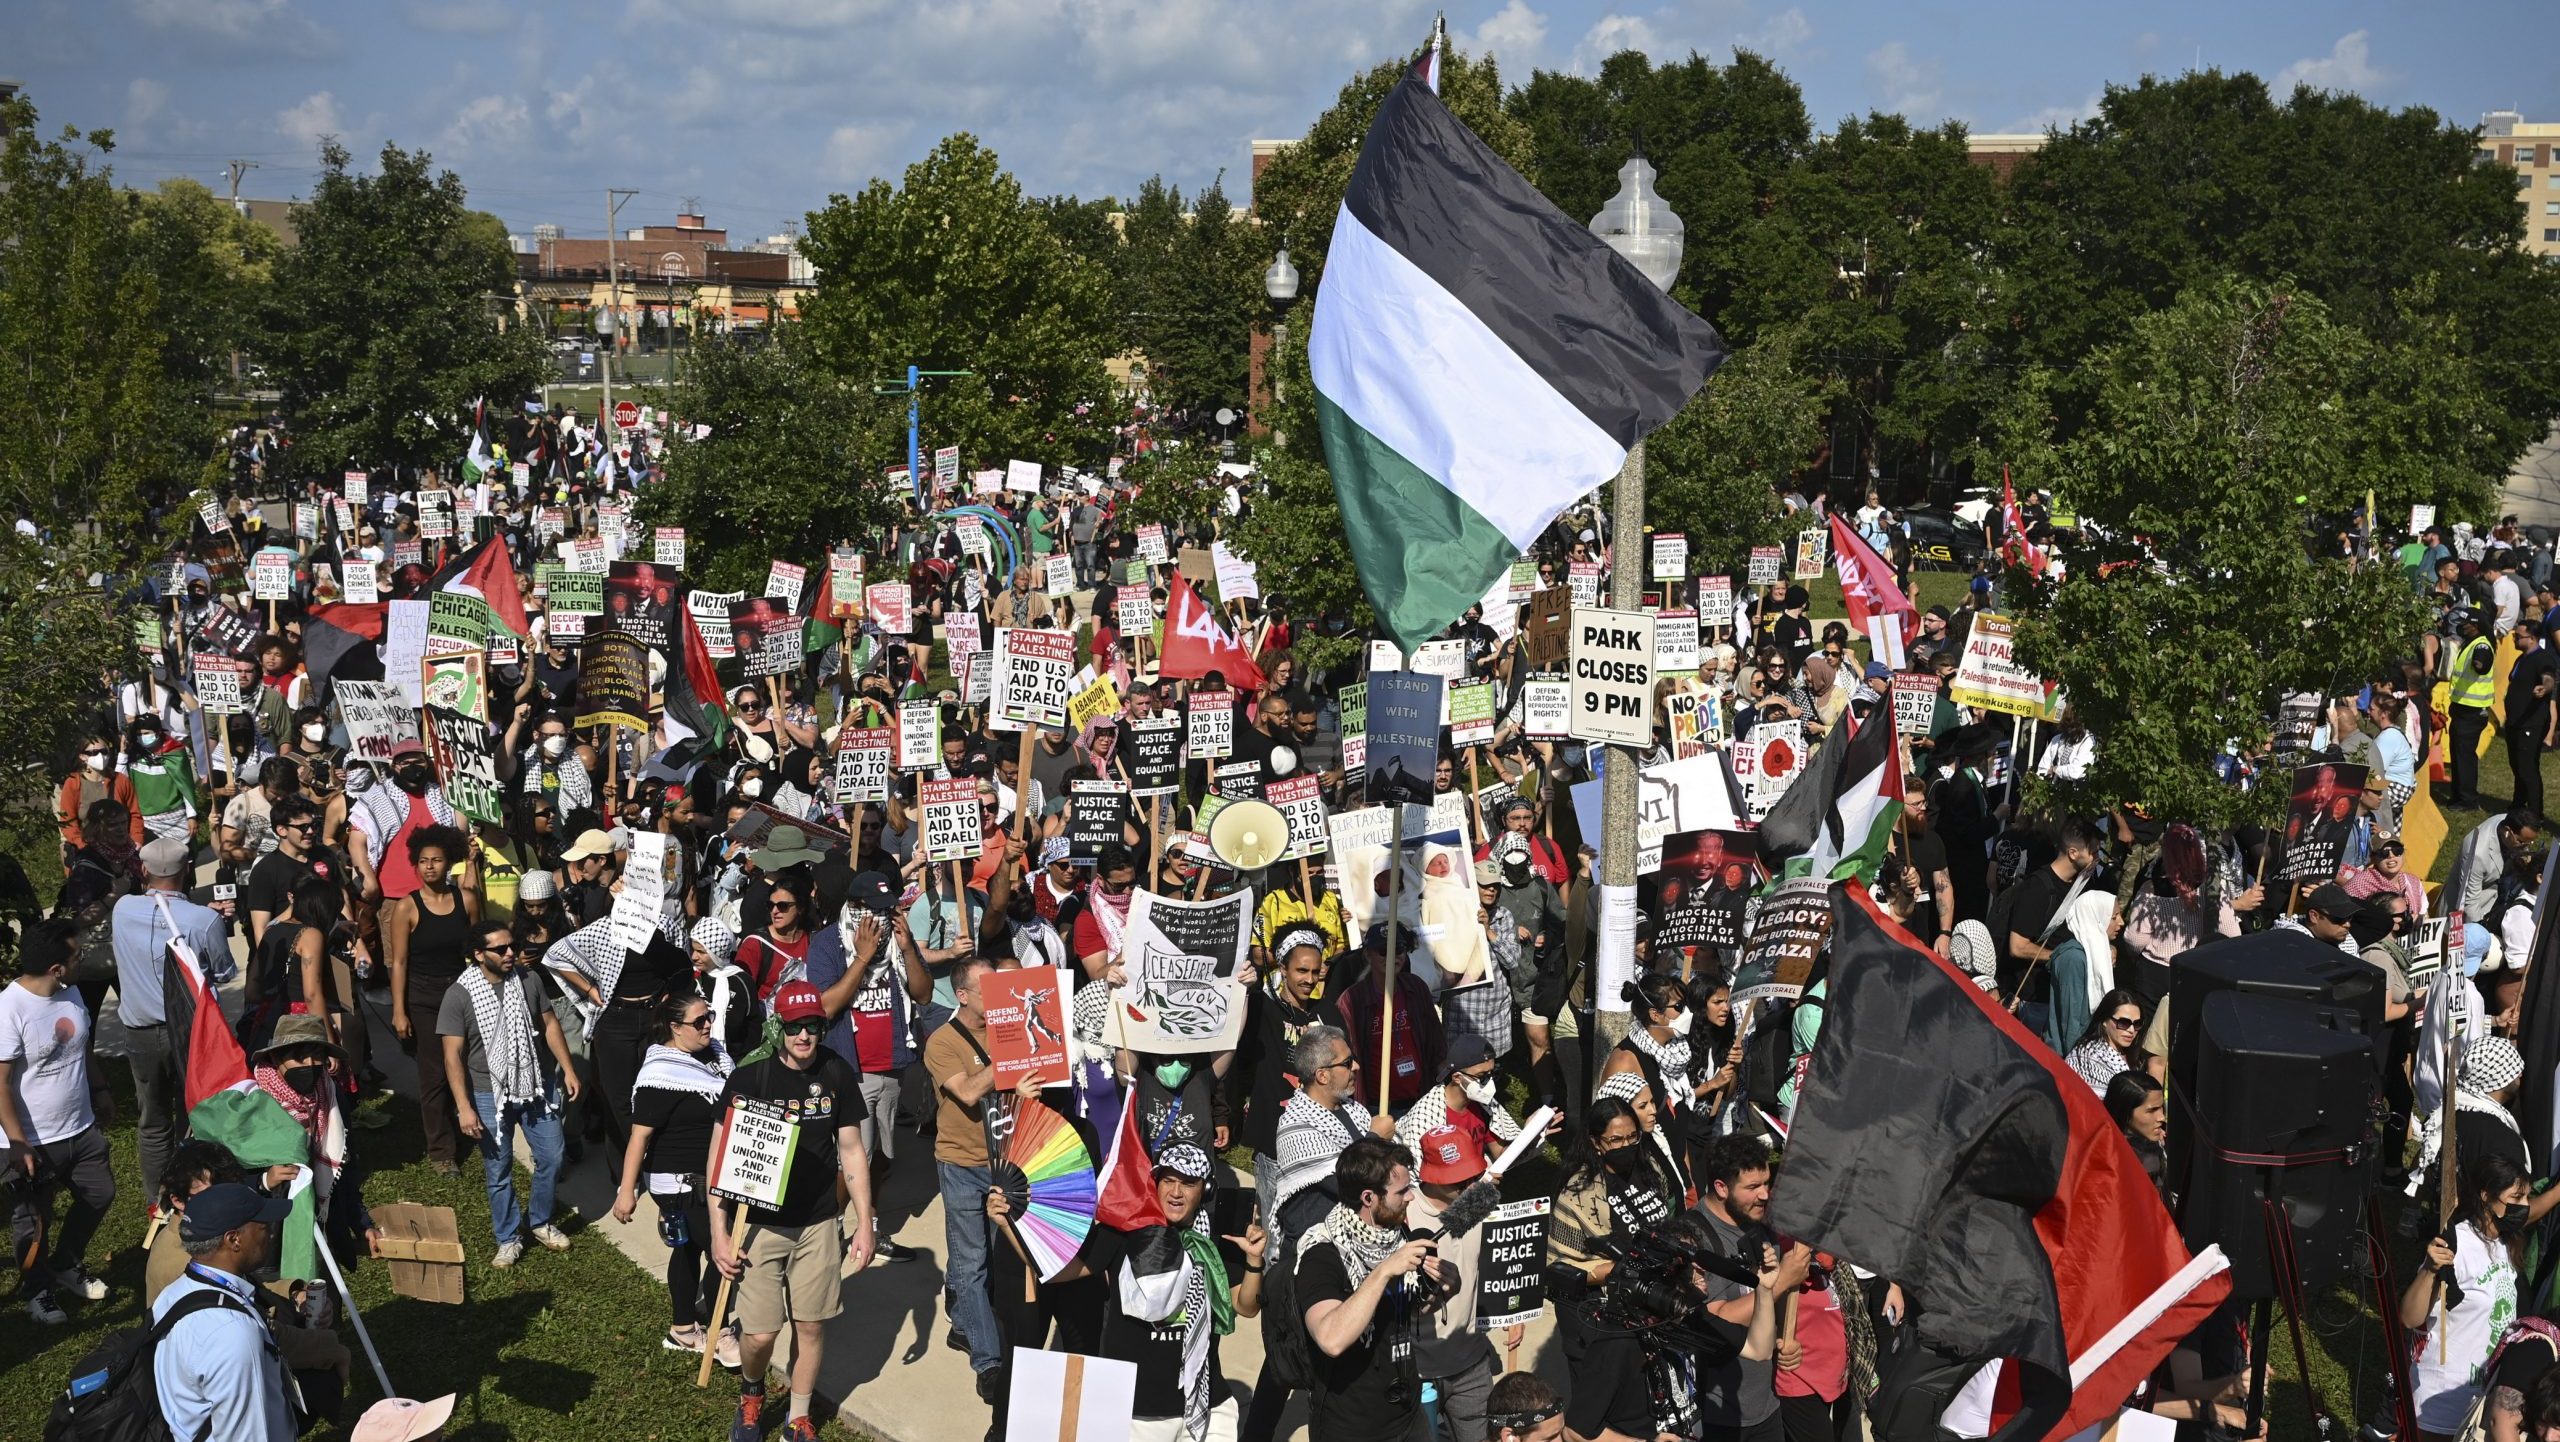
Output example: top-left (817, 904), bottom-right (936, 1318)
top-left (1460, 1074), bottom-right (1498, 1107)
top-left (540, 735), bottom-right (569, 758)
top-left (741, 778), bottom-right (764, 798)
top-left (302, 723), bottom-right (328, 743)
top-left (1667, 1010), bottom-right (1693, 1038)
top-left (82, 753), bottom-right (107, 772)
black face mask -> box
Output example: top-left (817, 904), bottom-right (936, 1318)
top-left (282, 1066), bottom-right (325, 1098)
top-left (2497, 1203), bottom-right (2530, 1242)
top-left (1601, 1147), bottom-right (1643, 1176)
top-left (395, 768), bottom-right (432, 794)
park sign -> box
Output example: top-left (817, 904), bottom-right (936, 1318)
top-left (1569, 607), bottom-right (1655, 747)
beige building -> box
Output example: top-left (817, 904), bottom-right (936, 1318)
top-left (2481, 111), bottom-right (2560, 258)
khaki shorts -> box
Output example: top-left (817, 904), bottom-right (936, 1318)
top-left (735, 1217), bottom-right (846, 1336)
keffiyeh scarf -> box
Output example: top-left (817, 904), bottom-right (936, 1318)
top-left (458, 967), bottom-right (545, 1106)
top-left (1628, 1026), bottom-right (1692, 1104)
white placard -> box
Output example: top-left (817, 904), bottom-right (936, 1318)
top-left (610, 832), bottom-right (668, 955)
top-left (1651, 532), bottom-right (1687, 581)
top-left (341, 561), bottom-right (379, 605)
top-left (652, 527), bottom-right (686, 568)
top-left (1655, 608), bottom-right (1699, 674)
top-left (994, 627), bottom-right (1077, 729)
top-left (765, 561), bottom-right (806, 612)
top-left (1006, 459), bottom-right (1043, 495)
top-left (1044, 554), bottom-right (1074, 598)
top-left (708, 1098), bottom-right (800, 1210)
top-left (1520, 679), bottom-right (1571, 738)
top-left (897, 699), bottom-right (941, 770)
top-left (1007, 1350), bottom-right (1137, 1442)
top-left (251, 551), bottom-right (293, 602)
top-left (2410, 503), bottom-right (2436, 534)
top-left (1570, 607), bottom-right (1657, 747)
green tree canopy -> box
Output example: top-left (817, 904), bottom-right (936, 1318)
top-left (1117, 173), bottom-right (1264, 420)
top-left (264, 140), bottom-right (545, 473)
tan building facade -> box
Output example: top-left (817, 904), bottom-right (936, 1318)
top-left (2482, 112), bottom-right (2560, 258)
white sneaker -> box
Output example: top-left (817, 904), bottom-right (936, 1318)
top-left (26, 1291), bottom-right (68, 1324)
top-left (714, 1327), bottom-right (742, 1371)
top-left (52, 1267), bottom-right (107, 1302)
top-left (492, 1240), bottom-right (526, 1269)
top-left (531, 1224), bottom-right (571, 1252)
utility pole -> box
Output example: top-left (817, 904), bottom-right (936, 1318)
top-left (226, 161), bottom-right (259, 395)
top-left (603, 188), bottom-right (638, 444)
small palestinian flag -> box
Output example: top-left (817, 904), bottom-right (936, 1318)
top-left (1309, 64), bottom-right (1726, 649)
top-left (1759, 706), bottom-right (1902, 885)
top-left (426, 535), bottom-right (532, 639)
top-left (661, 596), bottom-right (730, 753)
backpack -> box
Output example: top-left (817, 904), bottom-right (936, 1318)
top-left (1743, 994), bottom-right (1821, 1112)
top-left (1259, 1180), bottom-right (1341, 1391)
top-left (46, 1288), bottom-right (253, 1442)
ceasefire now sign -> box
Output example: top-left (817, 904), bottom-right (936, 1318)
top-left (1569, 608), bottom-right (1656, 747)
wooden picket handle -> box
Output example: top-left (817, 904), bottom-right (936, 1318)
top-left (697, 1201), bottom-right (751, 1387)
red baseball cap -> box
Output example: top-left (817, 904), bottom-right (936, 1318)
top-left (772, 981), bottom-right (826, 1024)
top-left (1417, 1124), bottom-right (1484, 1186)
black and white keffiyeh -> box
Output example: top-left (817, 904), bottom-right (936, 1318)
top-left (459, 967), bottom-right (545, 1105)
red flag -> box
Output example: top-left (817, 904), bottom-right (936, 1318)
top-left (2000, 467), bottom-right (2047, 574)
top-left (165, 937), bottom-right (249, 1110)
top-left (1156, 573), bottom-right (1265, 691)
top-left (1094, 1081), bottom-right (1168, 1232)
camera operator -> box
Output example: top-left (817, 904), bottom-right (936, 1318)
top-left (1565, 1211), bottom-right (1801, 1442)
top-left (1297, 1135), bottom-right (1442, 1442)
top-left (1697, 1134), bottom-right (1790, 1442)
top-left (1410, 1126), bottom-right (1514, 1442)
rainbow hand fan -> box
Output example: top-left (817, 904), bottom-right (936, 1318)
top-left (992, 1100), bottom-right (1098, 1279)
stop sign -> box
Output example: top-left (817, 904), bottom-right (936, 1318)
top-left (613, 400), bottom-right (640, 429)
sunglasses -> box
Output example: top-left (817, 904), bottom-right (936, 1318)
top-left (481, 942), bottom-right (517, 955)
top-left (770, 900), bottom-right (800, 912)
top-left (676, 1015), bottom-right (712, 1032)
top-left (779, 1018), bottom-right (827, 1037)
top-left (281, 819), bottom-right (318, 832)
top-left (2106, 1014), bottom-right (2141, 1030)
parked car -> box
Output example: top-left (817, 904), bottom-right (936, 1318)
top-left (1900, 507), bottom-right (1987, 571)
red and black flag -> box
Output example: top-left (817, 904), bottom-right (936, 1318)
top-left (1772, 885), bottom-right (2230, 1441)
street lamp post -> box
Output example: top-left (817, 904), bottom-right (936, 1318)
top-left (594, 305), bottom-right (617, 441)
top-left (1263, 247), bottom-right (1300, 448)
top-left (1588, 154), bottom-right (1684, 1054)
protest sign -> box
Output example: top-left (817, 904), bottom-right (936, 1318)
top-left (1068, 672), bottom-right (1123, 731)
top-left (728, 597), bottom-right (805, 678)
top-left (568, 536), bottom-right (606, 572)
top-left (1044, 554), bottom-right (1074, 598)
top-left (192, 656), bottom-right (245, 714)
top-left (1654, 831), bottom-right (1762, 950)
top-left (1520, 587), bottom-right (1572, 672)
top-left (1107, 890), bottom-right (1253, 1054)
top-left (764, 560), bottom-right (807, 612)
top-left (424, 706), bottom-right (504, 825)
top-left (1570, 608), bottom-right (1656, 747)
top-left (341, 563), bottom-right (378, 605)
top-left (1134, 524), bottom-right (1170, 565)
top-left (1126, 716), bottom-right (1183, 798)
top-left (1005, 459), bottom-right (1042, 495)
top-left (1213, 760), bottom-right (1262, 800)
top-left (2408, 916), bottom-right (2450, 983)
top-left (1655, 608), bottom-right (1699, 675)
top-left (1175, 547), bottom-right (1216, 588)
top-left (995, 628), bottom-right (1077, 728)
top-left (197, 497), bottom-right (228, 535)
top-left (1267, 774), bottom-right (1329, 860)
top-left (250, 551), bottom-right (293, 602)
top-left (921, 777), bottom-right (983, 863)
top-left (392, 539), bottom-right (425, 569)
top-left (1567, 560), bottom-right (1602, 609)
top-left (865, 583), bottom-right (912, 635)
top-left (1665, 692), bottom-right (1706, 759)
top-left (342, 471), bottom-right (368, 505)
top-left (1747, 547), bottom-right (1782, 587)
top-left (832, 727), bottom-right (894, 805)
top-left (1338, 682), bottom-right (1368, 784)
top-left (934, 446), bottom-right (961, 488)
top-left (956, 516), bottom-right (994, 564)
top-left (2410, 503), bottom-right (2436, 534)
top-left (981, 967), bottom-right (1073, 1089)
top-left (1067, 780), bottom-right (1127, 860)
top-left (897, 699), bottom-right (941, 770)
top-left (1211, 542), bottom-right (1259, 603)
top-left (1650, 533), bottom-right (1687, 582)
top-left (971, 469), bottom-right (1003, 496)
top-left (547, 570), bottom-right (603, 617)
top-left (1520, 679), bottom-right (1571, 739)
top-left (1891, 673), bottom-right (1939, 736)
top-left (1948, 613), bottom-right (2053, 719)
top-left (574, 632), bottom-right (651, 731)
top-left (1365, 671), bottom-right (1444, 806)
top-left (652, 527), bottom-right (686, 569)
top-left (824, 553), bottom-right (865, 621)
top-left (707, 1097), bottom-right (800, 1210)
top-left (537, 507), bottom-right (567, 540)
top-left (426, 591), bottom-right (490, 655)
top-left (1733, 876), bottom-right (1833, 1003)
top-left (688, 590), bottom-right (743, 659)
top-left (1794, 527), bottom-right (1827, 579)
top-left (382, 601), bottom-right (429, 706)
top-left (418, 651), bottom-right (485, 720)
top-left (1447, 678), bottom-right (1497, 747)
top-left (293, 503), bottom-right (318, 542)
top-left (1475, 1199), bottom-right (1552, 1330)
top-left (1187, 690), bottom-right (1235, 760)
top-left (2273, 693), bottom-right (2322, 757)
top-left (604, 562), bottom-right (680, 651)
top-left (1742, 718), bottom-right (1804, 819)
top-left (417, 489), bottom-right (454, 540)
top-left (331, 498), bottom-right (355, 536)
top-left (1115, 585), bottom-right (1153, 634)
top-left (2277, 761), bottom-right (2369, 884)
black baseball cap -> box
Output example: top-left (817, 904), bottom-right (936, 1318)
top-left (179, 1183), bottom-right (290, 1247)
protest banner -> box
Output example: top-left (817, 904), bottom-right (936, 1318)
top-left (424, 706), bottom-right (504, 825)
top-left (1654, 831), bottom-right (1762, 950)
top-left (547, 570), bottom-right (603, 618)
top-left (575, 632), bottom-right (651, 732)
top-left (824, 552), bottom-right (865, 621)
top-left (896, 699), bottom-right (941, 770)
top-left (728, 597), bottom-right (805, 678)
top-left (707, 1097), bottom-right (799, 1210)
top-left (192, 656), bottom-right (245, 714)
top-left (1267, 774), bottom-right (1329, 860)
top-left (1747, 547), bottom-right (1782, 587)
top-left (1520, 587), bottom-right (1572, 672)
top-left (1570, 608), bottom-right (1656, 747)
top-left (1655, 608), bottom-right (1699, 675)
top-left (2272, 693), bottom-right (2322, 757)
top-left (603, 562), bottom-right (681, 652)
top-left (1475, 1198), bottom-right (1552, 1330)
top-left (1447, 678), bottom-right (1497, 747)
top-left (763, 560), bottom-right (807, 612)
top-left (1665, 692), bottom-right (1706, 759)
top-left (1365, 671), bottom-right (1443, 806)
top-left (1733, 876), bottom-right (1833, 1003)
top-left (1948, 613), bottom-right (2054, 719)
top-left (417, 489), bottom-right (454, 540)
top-left (921, 777), bottom-right (983, 863)
top-left (1507, 559), bottom-right (1539, 604)
top-left (688, 590), bottom-right (742, 659)
top-left (1338, 682), bottom-right (1368, 785)
top-left (342, 471), bottom-right (368, 505)
top-left (1135, 524), bottom-right (1170, 565)
top-left (995, 628), bottom-right (1077, 729)
top-left (1794, 527), bottom-right (1827, 580)
top-left (1187, 690), bottom-right (1235, 760)
top-left (1567, 560), bottom-right (1602, 608)
top-left (2277, 761), bottom-right (2369, 884)
top-left (832, 727), bottom-right (893, 806)
top-left (1006, 459), bottom-right (1043, 495)
top-left (1067, 780), bottom-right (1128, 860)
top-left (426, 592), bottom-right (490, 655)
top-left (1211, 542), bottom-right (1259, 604)
top-left (250, 551), bottom-right (293, 602)
top-left (1650, 532), bottom-right (1687, 582)
top-left (1044, 554), bottom-right (1074, 597)
top-left (652, 527), bottom-right (686, 569)
top-left (293, 503), bottom-right (318, 542)
top-left (1891, 673), bottom-right (1939, 737)
top-left (1520, 679), bottom-right (1571, 739)
top-left (865, 583), bottom-right (912, 635)
top-left (980, 967), bottom-right (1073, 1089)
top-left (341, 563), bottom-right (378, 605)
top-left (381, 601), bottom-right (429, 706)
top-left (1126, 716), bottom-right (1183, 798)
top-left (1107, 890), bottom-right (1253, 1054)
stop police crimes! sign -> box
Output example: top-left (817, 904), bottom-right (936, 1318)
top-left (1569, 607), bottom-right (1656, 747)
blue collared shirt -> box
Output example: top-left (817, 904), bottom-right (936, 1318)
top-left (109, 890), bottom-right (233, 1027)
top-left (152, 1264), bottom-right (295, 1442)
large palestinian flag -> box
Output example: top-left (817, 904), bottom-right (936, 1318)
top-left (1308, 71), bottom-right (1726, 650)
top-left (1775, 887), bottom-right (2230, 1440)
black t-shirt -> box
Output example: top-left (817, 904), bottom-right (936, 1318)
top-left (1566, 1329), bottom-right (1660, 1441)
top-left (1296, 1242), bottom-right (1417, 1442)
top-left (717, 1052), bottom-right (868, 1227)
top-left (632, 1083), bottom-right (721, 1177)
top-left (1899, 827), bottom-right (1951, 939)
top-left (1088, 1226), bottom-right (1244, 1419)
top-left (2491, 1328), bottom-right (2559, 1403)
top-left (2000, 865), bottom-right (2075, 997)
top-left (2515, 649), bottom-right (2560, 735)
top-left (242, 847), bottom-right (330, 928)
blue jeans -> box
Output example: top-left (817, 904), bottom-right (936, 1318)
top-left (937, 1161), bottom-right (1002, 1374)
top-left (472, 1092), bottom-right (564, 1245)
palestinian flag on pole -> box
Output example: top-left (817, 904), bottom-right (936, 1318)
top-left (1308, 59), bottom-right (1727, 650)
top-left (1758, 706), bottom-right (1902, 884)
top-left (661, 594), bottom-right (730, 754)
top-left (426, 535), bottom-right (533, 639)
top-left (1776, 887), bottom-right (2230, 1439)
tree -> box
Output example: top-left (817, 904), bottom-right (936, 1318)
top-left (1117, 173), bottom-right (1264, 420)
top-left (641, 326), bottom-right (905, 593)
top-left (800, 135), bottom-right (1119, 472)
top-left (2010, 276), bottom-right (2494, 841)
top-left (132, 178), bottom-right (282, 399)
top-left (0, 534), bottom-right (139, 882)
top-left (1116, 441), bottom-right (1230, 539)
top-left (1642, 326), bottom-right (1837, 571)
top-left (0, 101), bottom-right (215, 549)
top-left (264, 140), bottom-right (546, 473)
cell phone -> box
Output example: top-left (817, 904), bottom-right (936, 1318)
top-left (1211, 1189), bottom-right (1254, 1241)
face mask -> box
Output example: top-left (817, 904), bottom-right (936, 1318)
top-left (396, 768), bottom-right (432, 794)
top-left (1152, 1059), bottom-right (1194, 1090)
top-left (83, 753), bottom-right (107, 772)
top-left (2498, 1203), bottom-right (2530, 1241)
top-left (741, 778), bottom-right (765, 798)
top-left (137, 732), bottom-right (162, 751)
top-left (344, 767), bottom-right (374, 795)
top-left (1601, 1147), bottom-right (1642, 1176)
top-left (1668, 1011), bottom-right (1693, 1037)
top-left (1461, 1074), bottom-right (1498, 1107)
top-left (283, 1066), bottom-right (324, 1098)
top-left (302, 723), bottom-right (328, 743)
top-left (541, 735), bottom-right (569, 758)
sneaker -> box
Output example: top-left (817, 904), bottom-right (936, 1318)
top-left (531, 1223), bottom-right (572, 1252)
top-left (975, 1367), bottom-right (1006, 1405)
top-left (26, 1291), bottom-right (68, 1324)
top-left (492, 1240), bottom-right (526, 1269)
top-left (714, 1326), bottom-right (742, 1371)
top-left (663, 1325), bottom-right (705, 1354)
top-left (731, 1391), bottom-right (766, 1442)
top-left (877, 1240), bottom-right (920, 1264)
top-left (780, 1419), bottom-right (820, 1442)
top-left (431, 1158), bottom-right (462, 1178)
top-left (52, 1266), bottom-right (107, 1302)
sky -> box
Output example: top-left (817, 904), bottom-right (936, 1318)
top-left (6, 0), bottom-right (2557, 243)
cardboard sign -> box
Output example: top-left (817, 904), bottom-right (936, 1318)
top-left (832, 726), bottom-right (894, 805)
top-left (1067, 780), bottom-right (1127, 860)
top-left (688, 590), bottom-right (742, 659)
top-left (921, 776), bottom-right (983, 863)
top-left (1567, 559), bottom-right (1602, 609)
top-left (765, 560), bottom-right (807, 611)
top-left (1187, 690), bottom-right (1234, 760)
top-left (191, 655), bottom-right (245, 714)
top-left (995, 628), bottom-right (1077, 728)
top-left (1068, 672), bottom-right (1123, 731)
top-left (1948, 613), bottom-right (2051, 719)
top-left (652, 527), bottom-right (686, 569)
top-left (982, 968), bottom-right (1073, 1088)
top-left (1267, 774), bottom-right (1329, 859)
top-left (1475, 1198), bottom-right (1553, 1330)
top-left (1106, 889), bottom-right (1253, 1054)
top-left (1126, 715), bottom-right (1183, 798)
top-left (1747, 547), bottom-right (1782, 587)
top-left (1891, 672), bottom-right (1939, 736)
top-left (250, 551), bottom-right (293, 601)
top-left (574, 631), bottom-right (651, 732)
top-left (1365, 670), bottom-right (1444, 806)
top-left (1733, 875), bottom-right (1833, 1003)
top-left (1006, 459), bottom-right (1043, 495)
top-left (1793, 527), bottom-right (1827, 580)
top-left (865, 583), bottom-right (912, 635)
top-left (1650, 533), bottom-right (1687, 581)
top-left (897, 699), bottom-right (941, 771)
top-left (1520, 679), bottom-right (1571, 739)
top-left (1135, 524), bottom-right (1169, 565)
top-left (417, 489), bottom-right (454, 540)
top-left (1655, 608), bottom-right (1699, 674)
top-left (1521, 587), bottom-right (1573, 672)
top-left (341, 562), bottom-right (378, 605)
top-left (1447, 677), bottom-right (1497, 747)
top-left (1569, 607), bottom-right (1656, 747)
top-left (1044, 554), bottom-right (1075, 598)
top-left (425, 705), bottom-right (504, 825)
top-left (708, 1097), bottom-right (801, 1209)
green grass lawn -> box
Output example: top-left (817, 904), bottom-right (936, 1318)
top-left (0, 1066), bottom-right (867, 1442)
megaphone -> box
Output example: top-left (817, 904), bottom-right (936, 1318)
top-left (1207, 798), bottom-right (1290, 873)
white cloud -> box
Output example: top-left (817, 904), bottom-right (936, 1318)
top-left (1740, 6), bottom-right (1809, 56)
top-left (128, 0), bottom-right (332, 56)
top-left (399, 0), bottom-right (517, 36)
top-left (2012, 93), bottom-right (2101, 133)
top-left (1463, 0), bottom-right (1548, 69)
top-left (2275, 30), bottom-right (2386, 95)
top-left (822, 122), bottom-right (912, 187)
top-left (1866, 40), bottom-right (1941, 116)
top-left (441, 94), bottom-right (531, 153)
top-left (276, 91), bottom-right (344, 153)
top-left (1571, 13), bottom-right (1660, 71)
top-left (122, 79), bottom-right (168, 143)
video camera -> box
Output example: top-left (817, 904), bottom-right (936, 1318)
top-left (1575, 1222), bottom-right (1770, 1360)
